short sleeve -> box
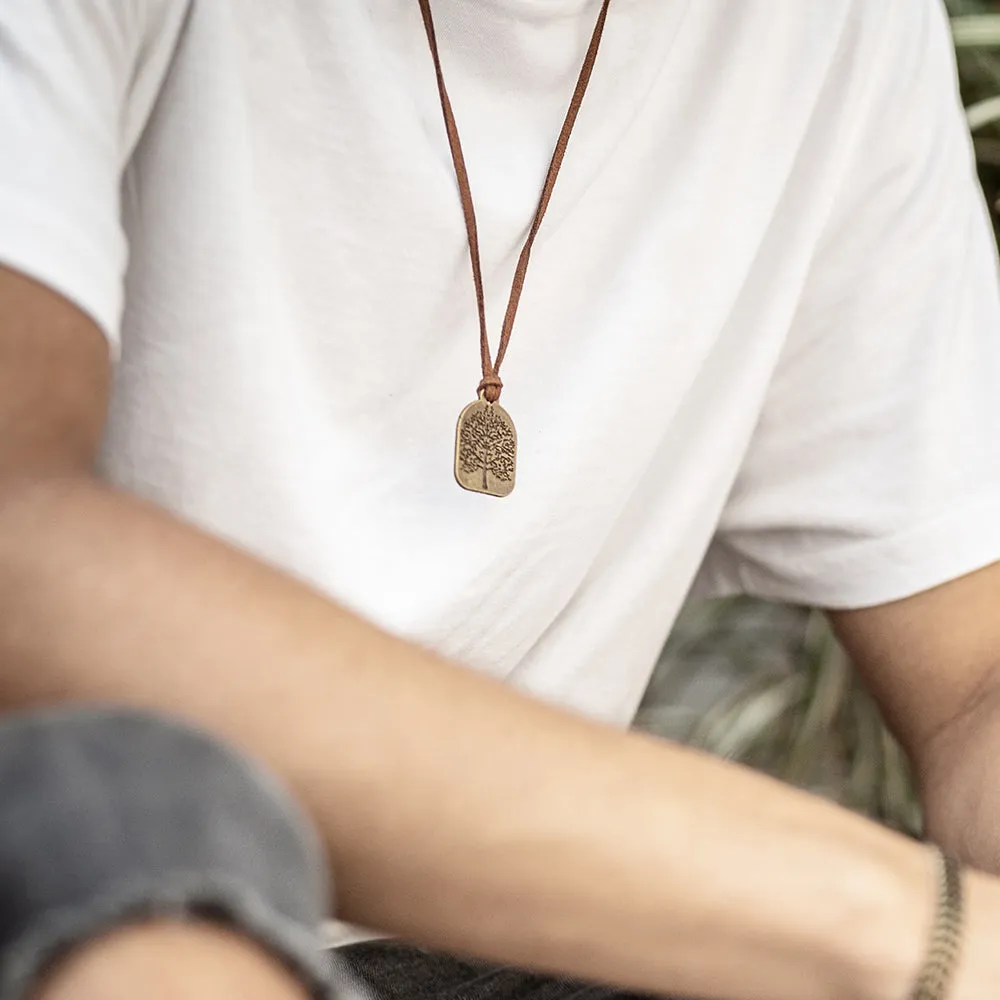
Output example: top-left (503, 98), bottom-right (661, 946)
top-left (698, 0), bottom-right (1000, 610)
top-left (0, 2), bottom-right (188, 346)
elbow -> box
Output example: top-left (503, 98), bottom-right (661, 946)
top-left (915, 674), bottom-right (1000, 874)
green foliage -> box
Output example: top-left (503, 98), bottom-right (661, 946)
top-left (637, 604), bottom-right (922, 837)
top-left (949, 1), bottom-right (1000, 233)
top-left (950, 1), bottom-right (1000, 111)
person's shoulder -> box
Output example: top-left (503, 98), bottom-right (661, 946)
top-left (0, 0), bottom-right (192, 68)
top-left (779, 0), bottom-right (942, 43)
top-left (823, 0), bottom-right (957, 124)
top-left (812, 0), bottom-right (952, 90)
top-left (0, 0), bottom-right (190, 32)
top-left (752, 0), bottom-right (953, 117)
top-left (715, 0), bottom-right (945, 71)
top-left (688, 0), bottom-right (931, 83)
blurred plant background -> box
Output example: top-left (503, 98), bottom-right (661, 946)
top-left (634, 0), bottom-right (1000, 840)
top-left (953, 0), bottom-right (1000, 238)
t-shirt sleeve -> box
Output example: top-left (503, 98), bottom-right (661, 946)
top-left (697, 0), bottom-right (1000, 610)
top-left (0, 1), bottom-right (188, 347)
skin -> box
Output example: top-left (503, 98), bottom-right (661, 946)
top-left (833, 565), bottom-right (1000, 872)
top-left (2, 264), bottom-right (1000, 1000)
top-left (34, 922), bottom-right (311, 1000)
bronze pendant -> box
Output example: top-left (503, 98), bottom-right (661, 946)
top-left (454, 396), bottom-right (517, 497)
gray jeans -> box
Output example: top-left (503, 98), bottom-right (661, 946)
top-left (0, 706), bottom-right (361, 1000)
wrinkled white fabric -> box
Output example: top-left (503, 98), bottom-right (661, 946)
top-left (1, 0), bottom-right (998, 726)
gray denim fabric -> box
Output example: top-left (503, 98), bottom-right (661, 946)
top-left (0, 706), bottom-right (355, 1000)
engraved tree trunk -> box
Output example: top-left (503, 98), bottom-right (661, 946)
top-left (457, 403), bottom-right (516, 494)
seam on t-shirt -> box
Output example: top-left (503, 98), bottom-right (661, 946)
top-left (0, 186), bottom-right (123, 354)
top-left (732, 486), bottom-right (1000, 609)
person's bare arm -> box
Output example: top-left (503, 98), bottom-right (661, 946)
top-left (2, 265), bottom-right (998, 1000)
top-left (831, 563), bottom-right (1000, 873)
top-left (34, 923), bottom-right (312, 1000)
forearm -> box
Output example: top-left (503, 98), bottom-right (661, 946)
top-left (0, 475), bottom-right (948, 1000)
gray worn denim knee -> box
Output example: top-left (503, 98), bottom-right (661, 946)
top-left (0, 706), bottom-right (351, 999)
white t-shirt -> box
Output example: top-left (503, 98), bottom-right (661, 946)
top-left (2, 0), bottom-right (999, 727)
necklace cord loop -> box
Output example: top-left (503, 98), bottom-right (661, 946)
top-left (477, 374), bottom-right (504, 404)
top-left (418, 0), bottom-right (611, 405)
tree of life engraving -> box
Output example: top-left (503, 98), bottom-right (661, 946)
top-left (458, 403), bottom-right (516, 493)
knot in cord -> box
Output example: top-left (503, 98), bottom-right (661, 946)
top-left (478, 374), bottom-right (503, 404)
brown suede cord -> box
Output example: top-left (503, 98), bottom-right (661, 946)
top-left (418, 0), bottom-right (612, 404)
